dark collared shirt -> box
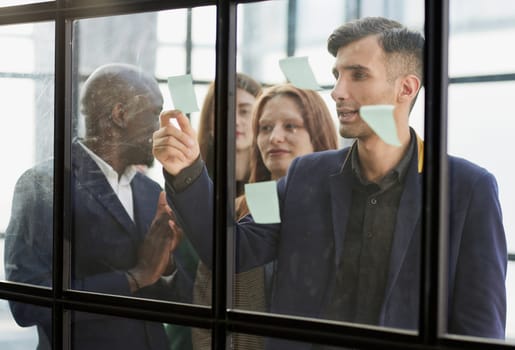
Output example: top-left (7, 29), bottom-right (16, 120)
top-left (326, 131), bottom-right (416, 325)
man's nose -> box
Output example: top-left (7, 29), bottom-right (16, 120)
top-left (331, 77), bottom-right (349, 102)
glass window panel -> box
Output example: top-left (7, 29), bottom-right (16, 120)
top-left (192, 6), bottom-right (216, 45)
top-left (360, 0), bottom-right (424, 28)
top-left (69, 7), bottom-right (215, 310)
top-left (449, 0), bottom-right (515, 76)
top-left (191, 47), bottom-right (216, 81)
top-left (0, 299), bottom-right (48, 349)
top-left (71, 310), bottom-right (200, 350)
top-left (230, 0), bottom-right (424, 337)
top-left (448, 82), bottom-right (514, 341)
top-left (156, 46), bottom-right (187, 78)
top-left (1, 21), bottom-right (54, 292)
top-left (0, 38), bottom-right (34, 73)
top-left (236, 1), bottom-right (288, 84)
top-left (448, 82), bottom-right (515, 253)
top-left (157, 9), bottom-right (188, 44)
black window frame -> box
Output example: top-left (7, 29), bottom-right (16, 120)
top-left (0, 0), bottom-right (513, 349)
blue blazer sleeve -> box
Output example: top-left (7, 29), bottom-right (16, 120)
top-left (165, 167), bottom-right (280, 272)
top-left (448, 161), bottom-right (507, 338)
top-left (4, 164), bottom-right (53, 329)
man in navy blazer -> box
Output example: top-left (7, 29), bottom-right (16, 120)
top-left (152, 17), bottom-right (507, 348)
top-left (5, 63), bottom-right (183, 350)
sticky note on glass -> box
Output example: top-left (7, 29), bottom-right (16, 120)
top-left (359, 105), bottom-right (401, 147)
top-left (167, 74), bottom-right (200, 114)
top-left (244, 181), bottom-right (281, 224)
top-left (279, 56), bottom-right (321, 90)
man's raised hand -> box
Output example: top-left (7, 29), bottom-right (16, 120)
top-left (152, 110), bottom-right (200, 176)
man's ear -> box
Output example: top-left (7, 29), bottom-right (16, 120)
top-left (398, 74), bottom-right (421, 104)
top-left (110, 102), bottom-right (127, 128)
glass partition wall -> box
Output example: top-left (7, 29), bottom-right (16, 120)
top-left (0, 0), bottom-right (514, 349)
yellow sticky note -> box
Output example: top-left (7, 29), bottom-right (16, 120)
top-left (359, 105), bottom-right (401, 147)
top-left (167, 74), bottom-right (200, 114)
top-left (244, 181), bottom-right (281, 224)
top-left (279, 56), bottom-right (321, 90)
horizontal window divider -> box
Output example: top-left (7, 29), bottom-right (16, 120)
top-left (0, 2), bottom-right (57, 24)
top-left (0, 281), bottom-right (53, 306)
top-left (449, 73), bottom-right (515, 84)
top-left (64, 0), bottom-right (215, 20)
top-left (59, 289), bottom-right (213, 328)
top-left (439, 335), bottom-right (515, 350)
top-left (226, 309), bottom-right (420, 349)
top-left (0, 0), bottom-right (217, 24)
top-left (226, 310), bottom-right (515, 350)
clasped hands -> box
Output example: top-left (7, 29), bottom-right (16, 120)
top-left (127, 191), bottom-right (182, 293)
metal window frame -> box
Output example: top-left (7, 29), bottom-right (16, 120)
top-left (0, 0), bottom-right (513, 349)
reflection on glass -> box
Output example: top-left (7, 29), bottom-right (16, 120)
top-left (0, 299), bottom-right (47, 349)
top-left (1, 19), bottom-right (54, 347)
top-left (72, 310), bottom-right (198, 350)
top-left (448, 82), bottom-right (514, 341)
top-left (230, 0), bottom-right (428, 337)
top-left (70, 4), bottom-right (215, 318)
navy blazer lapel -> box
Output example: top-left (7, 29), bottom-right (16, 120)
top-left (72, 142), bottom-right (137, 235)
top-left (329, 148), bottom-right (354, 268)
top-left (131, 175), bottom-right (159, 238)
top-left (383, 152), bottom-right (422, 302)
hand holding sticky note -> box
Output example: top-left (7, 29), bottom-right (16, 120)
top-left (279, 56), bottom-right (321, 91)
top-left (167, 74), bottom-right (200, 114)
top-left (359, 105), bottom-right (401, 147)
top-left (244, 181), bottom-right (281, 224)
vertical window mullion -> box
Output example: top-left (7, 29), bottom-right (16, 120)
top-left (53, 7), bottom-right (65, 350)
top-left (421, 0), bottom-right (450, 345)
top-left (213, 0), bottom-right (237, 348)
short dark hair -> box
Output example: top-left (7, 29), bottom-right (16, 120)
top-left (327, 17), bottom-right (424, 83)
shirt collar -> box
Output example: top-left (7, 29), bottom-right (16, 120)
top-left (350, 128), bottom-right (416, 188)
top-left (78, 141), bottom-right (137, 186)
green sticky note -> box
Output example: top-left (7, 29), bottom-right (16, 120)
top-left (244, 181), bottom-right (281, 224)
top-left (359, 105), bottom-right (401, 147)
top-left (279, 56), bottom-right (321, 90)
top-left (167, 74), bottom-right (200, 114)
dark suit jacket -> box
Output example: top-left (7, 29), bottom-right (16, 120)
top-left (167, 139), bottom-right (507, 349)
top-left (5, 141), bottom-right (177, 350)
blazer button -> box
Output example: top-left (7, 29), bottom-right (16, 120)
top-left (370, 198), bottom-right (377, 205)
top-left (185, 176), bottom-right (192, 185)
